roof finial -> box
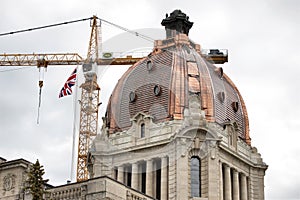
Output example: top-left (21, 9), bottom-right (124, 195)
top-left (161, 9), bottom-right (193, 38)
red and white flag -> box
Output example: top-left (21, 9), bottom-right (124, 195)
top-left (59, 68), bottom-right (77, 98)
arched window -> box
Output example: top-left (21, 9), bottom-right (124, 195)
top-left (191, 156), bottom-right (201, 197)
top-left (141, 123), bottom-right (145, 138)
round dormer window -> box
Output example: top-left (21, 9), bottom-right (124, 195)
top-left (129, 91), bottom-right (137, 102)
top-left (154, 85), bottom-right (161, 96)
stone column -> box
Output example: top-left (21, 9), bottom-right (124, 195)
top-left (224, 165), bottom-right (231, 200)
top-left (146, 159), bottom-right (153, 196)
top-left (161, 157), bottom-right (168, 200)
top-left (132, 163), bottom-right (139, 190)
top-left (117, 166), bottom-right (124, 183)
top-left (233, 170), bottom-right (240, 200)
top-left (241, 174), bottom-right (248, 200)
top-left (138, 163), bottom-right (143, 191)
top-left (220, 162), bottom-right (223, 200)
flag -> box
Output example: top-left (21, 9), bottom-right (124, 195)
top-left (59, 68), bottom-right (77, 98)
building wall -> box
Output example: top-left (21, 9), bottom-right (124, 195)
top-left (89, 96), bottom-right (267, 200)
top-left (0, 159), bottom-right (31, 200)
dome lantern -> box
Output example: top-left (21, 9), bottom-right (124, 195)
top-left (161, 9), bottom-right (194, 38)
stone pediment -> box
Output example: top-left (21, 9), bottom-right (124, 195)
top-left (222, 119), bottom-right (240, 132)
top-left (130, 112), bottom-right (154, 123)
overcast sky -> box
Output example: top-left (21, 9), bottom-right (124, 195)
top-left (0, 0), bottom-right (299, 199)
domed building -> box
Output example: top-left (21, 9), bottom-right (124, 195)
top-left (0, 9), bottom-right (267, 200)
top-left (87, 9), bottom-right (267, 200)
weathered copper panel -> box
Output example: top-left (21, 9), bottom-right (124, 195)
top-left (188, 76), bottom-right (200, 92)
top-left (187, 62), bottom-right (199, 75)
top-left (170, 49), bottom-right (187, 119)
top-left (194, 50), bottom-right (215, 120)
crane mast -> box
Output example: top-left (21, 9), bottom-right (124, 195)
top-left (77, 66), bottom-right (100, 182)
top-left (77, 16), bottom-right (101, 182)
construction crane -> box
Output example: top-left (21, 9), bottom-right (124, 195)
top-left (0, 16), bottom-right (228, 182)
top-left (0, 16), bottom-right (143, 182)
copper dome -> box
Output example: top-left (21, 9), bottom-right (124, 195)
top-left (105, 10), bottom-right (250, 144)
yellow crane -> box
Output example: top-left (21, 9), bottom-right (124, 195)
top-left (0, 16), bottom-right (228, 182)
top-left (0, 16), bottom-right (142, 182)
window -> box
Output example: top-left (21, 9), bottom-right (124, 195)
top-left (129, 91), bottom-right (137, 102)
top-left (147, 60), bottom-right (153, 71)
top-left (232, 102), bottom-right (239, 112)
top-left (226, 124), bottom-right (237, 149)
top-left (154, 85), bottom-right (162, 96)
top-left (219, 67), bottom-right (224, 79)
top-left (218, 91), bottom-right (225, 103)
top-left (141, 123), bottom-right (145, 138)
top-left (191, 156), bottom-right (201, 197)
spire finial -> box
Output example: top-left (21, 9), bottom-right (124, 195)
top-left (161, 9), bottom-right (193, 38)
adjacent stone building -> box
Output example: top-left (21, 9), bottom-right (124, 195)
top-left (0, 158), bottom-right (31, 200)
top-left (0, 10), bottom-right (267, 200)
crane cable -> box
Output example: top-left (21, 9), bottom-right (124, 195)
top-left (0, 16), bottom-right (155, 42)
top-left (0, 17), bottom-right (93, 37)
top-left (97, 17), bottom-right (154, 42)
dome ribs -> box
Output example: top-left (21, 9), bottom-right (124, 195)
top-left (169, 49), bottom-right (188, 120)
top-left (195, 52), bottom-right (215, 121)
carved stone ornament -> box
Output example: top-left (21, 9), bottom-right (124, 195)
top-left (3, 173), bottom-right (16, 191)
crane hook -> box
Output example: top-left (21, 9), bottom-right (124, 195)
top-left (37, 66), bottom-right (46, 124)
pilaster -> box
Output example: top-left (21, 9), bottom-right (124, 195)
top-left (233, 169), bottom-right (239, 200)
top-left (146, 159), bottom-right (153, 197)
top-left (161, 156), bottom-right (168, 200)
top-left (224, 164), bottom-right (231, 200)
top-left (131, 163), bottom-right (139, 190)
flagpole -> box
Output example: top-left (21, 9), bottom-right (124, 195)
top-left (70, 65), bottom-right (79, 182)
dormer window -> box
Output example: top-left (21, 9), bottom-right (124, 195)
top-left (147, 60), bottom-right (153, 71)
top-left (232, 102), bottom-right (239, 112)
top-left (130, 112), bottom-right (153, 140)
top-left (141, 123), bottom-right (145, 138)
top-left (223, 121), bottom-right (239, 150)
top-left (154, 85), bottom-right (161, 96)
top-left (129, 91), bottom-right (137, 103)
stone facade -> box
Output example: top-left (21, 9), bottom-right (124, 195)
top-left (88, 94), bottom-right (267, 200)
top-left (89, 10), bottom-right (267, 200)
top-left (0, 158), bottom-right (31, 200)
